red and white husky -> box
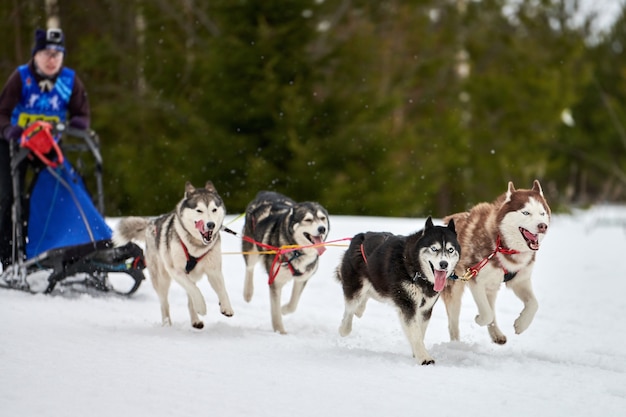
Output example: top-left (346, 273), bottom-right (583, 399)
top-left (442, 180), bottom-right (551, 344)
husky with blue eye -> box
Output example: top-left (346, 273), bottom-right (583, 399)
top-left (442, 180), bottom-right (551, 345)
top-left (114, 181), bottom-right (234, 329)
top-left (336, 217), bottom-right (460, 365)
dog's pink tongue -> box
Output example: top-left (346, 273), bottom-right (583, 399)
top-left (434, 270), bottom-right (447, 292)
top-left (195, 220), bottom-right (205, 232)
top-left (312, 236), bottom-right (326, 255)
top-left (523, 229), bottom-right (538, 242)
top-left (522, 228), bottom-right (540, 250)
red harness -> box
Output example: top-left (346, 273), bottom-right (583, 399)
top-left (221, 226), bottom-right (348, 285)
top-left (460, 235), bottom-right (519, 281)
top-left (360, 244), bottom-right (368, 265)
top-left (241, 233), bottom-right (348, 285)
top-left (179, 239), bottom-right (211, 274)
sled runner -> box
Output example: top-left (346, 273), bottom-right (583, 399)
top-left (0, 121), bottom-right (145, 295)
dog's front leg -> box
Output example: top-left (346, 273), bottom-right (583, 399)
top-left (468, 278), bottom-right (496, 327)
top-left (442, 280), bottom-right (464, 341)
top-left (206, 270), bottom-right (234, 317)
top-left (172, 273), bottom-right (207, 328)
top-left (485, 286), bottom-right (506, 344)
top-left (269, 281), bottom-right (287, 334)
top-left (508, 276), bottom-right (538, 335)
top-left (187, 295), bottom-right (204, 329)
top-left (243, 254), bottom-right (258, 303)
top-left (281, 279), bottom-right (308, 315)
top-left (399, 313), bottom-right (434, 365)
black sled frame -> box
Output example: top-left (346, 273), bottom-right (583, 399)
top-left (0, 123), bottom-right (145, 296)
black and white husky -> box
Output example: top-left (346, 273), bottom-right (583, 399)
top-left (442, 180), bottom-right (551, 344)
top-left (242, 191), bottom-right (330, 334)
top-left (336, 217), bottom-right (460, 365)
top-left (114, 181), bottom-right (234, 329)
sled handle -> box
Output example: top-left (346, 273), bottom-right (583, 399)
top-left (20, 121), bottom-right (64, 168)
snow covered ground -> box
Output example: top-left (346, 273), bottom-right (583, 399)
top-left (2, 206), bottom-right (626, 416)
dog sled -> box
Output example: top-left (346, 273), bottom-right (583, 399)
top-left (0, 121), bottom-right (145, 296)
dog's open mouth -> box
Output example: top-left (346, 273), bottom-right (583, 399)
top-left (304, 232), bottom-right (326, 255)
top-left (195, 220), bottom-right (214, 244)
top-left (429, 264), bottom-right (447, 292)
top-left (519, 227), bottom-right (539, 250)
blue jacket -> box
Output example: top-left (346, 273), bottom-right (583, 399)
top-left (10, 64), bottom-right (75, 127)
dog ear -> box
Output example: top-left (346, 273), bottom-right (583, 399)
top-left (532, 179), bottom-right (543, 196)
top-left (185, 181), bottom-right (195, 196)
top-left (205, 181), bottom-right (217, 193)
top-left (425, 216), bottom-right (434, 229)
top-left (447, 218), bottom-right (456, 234)
top-left (505, 181), bottom-right (516, 202)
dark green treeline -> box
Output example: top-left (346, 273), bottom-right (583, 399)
top-left (2, 0), bottom-right (625, 216)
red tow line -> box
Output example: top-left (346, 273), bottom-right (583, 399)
top-left (235, 231), bottom-right (350, 285)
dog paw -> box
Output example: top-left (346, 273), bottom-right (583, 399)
top-left (488, 327), bottom-right (507, 345)
top-left (475, 313), bottom-right (493, 326)
top-left (281, 304), bottom-right (296, 315)
top-left (338, 324), bottom-right (352, 337)
top-left (162, 317), bottom-right (172, 327)
top-left (220, 306), bottom-right (234, 317)
top-left (488, 322), bottom-right (507, 344)
top-left (448, 329), bottom-right (460, 342)
top-left (420, 358), bottom-right (435, 366)
top-left (192, 321), bottom-right (204, 329)
top-left (514, 316), bottom-right (531, 334)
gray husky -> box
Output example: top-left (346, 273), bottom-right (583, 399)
top-left (336, 217), bottom-right (460, 365)
top-left (114, 181), bottom-right (234, 329)
top-left (242, 191), bottom-right (330, 334)
top-left (442, 180), bottom-right (551, 344)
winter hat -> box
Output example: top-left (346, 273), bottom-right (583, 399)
top-left (32, 28), bottom-right (65, 56)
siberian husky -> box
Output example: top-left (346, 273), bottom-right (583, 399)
top-left (442, 180), bottom-right (551, 344)
top-left (114, 181), bottom-right (234, 329)
top-left (336, 217), bottom-right (460, 365)
top-left (242, 191), bottom-right (329, 334)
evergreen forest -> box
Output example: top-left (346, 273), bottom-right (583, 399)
top-left (2, 0), bottom-right (625, 217)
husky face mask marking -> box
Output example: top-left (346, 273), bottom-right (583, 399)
top-left (499, 181), bottom-right (551, 252)
top-left (292, 205), bottom-right (329, 255)
top-left (418, 222), bottom-right (461, 292)
top-left (180, 182), bottom-right (226, 246)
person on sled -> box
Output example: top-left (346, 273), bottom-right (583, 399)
top-left (0, 27), bottom-right (90, 271)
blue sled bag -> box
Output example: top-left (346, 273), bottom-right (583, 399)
top-left (26, 159), bottom-right (112, 259)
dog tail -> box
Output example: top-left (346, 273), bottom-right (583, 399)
top-left (113, 217), bottom-right (150, 246)
top-left (336, 232), bottom-right (366, 283)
